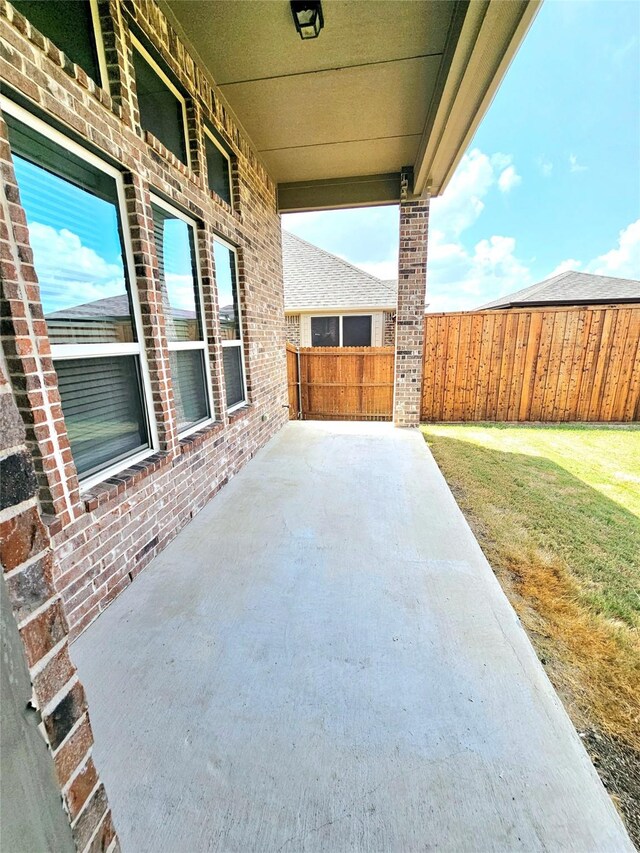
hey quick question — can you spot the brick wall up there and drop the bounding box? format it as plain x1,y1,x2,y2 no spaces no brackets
0,359,119,852
0,0,288,638
383,311,396,346
394,197,429,427
285,314,301,346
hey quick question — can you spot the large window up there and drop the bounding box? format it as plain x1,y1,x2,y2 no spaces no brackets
204,125,233,206
3,98,155,485
311,315,372,347
213,240,246,410
131,37,188,165
151,197,213,434
12,0,106,87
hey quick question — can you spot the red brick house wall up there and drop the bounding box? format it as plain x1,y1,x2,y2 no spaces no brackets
1,0,288,639
0,360,118,852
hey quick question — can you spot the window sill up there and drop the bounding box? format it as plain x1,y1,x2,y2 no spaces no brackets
6,8,119,118
144,130,190,178
82,451,171,512
207,188,240,219
227,403,252,424
179,420,224,454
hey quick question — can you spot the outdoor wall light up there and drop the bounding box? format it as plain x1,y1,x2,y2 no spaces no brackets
290,1,324,40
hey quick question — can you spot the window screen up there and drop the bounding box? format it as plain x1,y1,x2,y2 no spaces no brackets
311,316,339,346
222,346,244,409
214,240,246,409
152,202,211,432
205,129,232,205
152,205,201,342
7,110,150,481
343,315,372,346
169,350,209,432
12,1,102,85
133,47,187,164
56,356,148,478
9,146,134,347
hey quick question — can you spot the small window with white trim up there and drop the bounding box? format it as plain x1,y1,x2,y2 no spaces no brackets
213,239,247,411
151,197,213,434
11,0,108,89
131,36,189,166
4,98,156,485
204,124,233,206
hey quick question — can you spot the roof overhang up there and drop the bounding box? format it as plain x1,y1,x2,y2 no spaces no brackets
161,0,540,212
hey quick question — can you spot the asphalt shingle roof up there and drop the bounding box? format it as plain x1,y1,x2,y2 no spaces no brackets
46,294,196,318
478,271,640,310
282,231,397,311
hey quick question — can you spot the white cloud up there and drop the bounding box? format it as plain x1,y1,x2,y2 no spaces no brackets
28,222,125,313
569,153,587,173
536,156,553,177
357,260,399,280
548,258,582,277
342,148,531,311
498,165,521,193
165,273,197,311
585,219,640,279
423,148,531,310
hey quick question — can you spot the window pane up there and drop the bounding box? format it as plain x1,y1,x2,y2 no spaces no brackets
213,241,241,340
12,1,101,84
133,49,186,164
311,316,339,346
343,315,372,347
169,350,209,431
205,132,232,205
7,120,134,346
152,205,201,342
55,356,148,478
223,346,245,409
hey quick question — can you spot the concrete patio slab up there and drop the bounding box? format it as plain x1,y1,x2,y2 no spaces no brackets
72,421,632,852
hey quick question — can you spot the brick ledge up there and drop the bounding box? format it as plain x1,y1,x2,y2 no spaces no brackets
82,451,170,512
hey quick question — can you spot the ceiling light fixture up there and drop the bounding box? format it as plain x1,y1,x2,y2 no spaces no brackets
290,0,324,40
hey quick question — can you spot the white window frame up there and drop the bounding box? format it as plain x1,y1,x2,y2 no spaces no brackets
88,0,110,93
1,95,159,492
130,34,191,171
203,125,234,207
214,236,247,413
150,194,215,438
310,313,373,347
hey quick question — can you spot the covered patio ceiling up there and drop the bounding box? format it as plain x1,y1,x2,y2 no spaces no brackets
160,0,539,211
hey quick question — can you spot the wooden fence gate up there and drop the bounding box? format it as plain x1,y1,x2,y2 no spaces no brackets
286,344,394,421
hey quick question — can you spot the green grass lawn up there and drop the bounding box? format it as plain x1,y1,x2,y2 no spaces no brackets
421,423,640,627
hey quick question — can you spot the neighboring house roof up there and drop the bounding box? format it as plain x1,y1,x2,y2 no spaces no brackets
479,271,640,310
282,231,397,312
46,294,197,319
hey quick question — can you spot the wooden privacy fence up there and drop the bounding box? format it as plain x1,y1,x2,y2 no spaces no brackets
421,305,640,422
287,345,394,421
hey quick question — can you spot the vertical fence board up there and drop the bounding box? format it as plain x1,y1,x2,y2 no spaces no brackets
419,305,639,423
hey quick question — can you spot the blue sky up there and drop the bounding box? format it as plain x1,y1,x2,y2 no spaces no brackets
283,0,640,311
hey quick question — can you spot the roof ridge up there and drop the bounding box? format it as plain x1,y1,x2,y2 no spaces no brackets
478,269,640,309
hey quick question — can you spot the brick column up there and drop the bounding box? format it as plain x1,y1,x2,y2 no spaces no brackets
394,195,430,427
